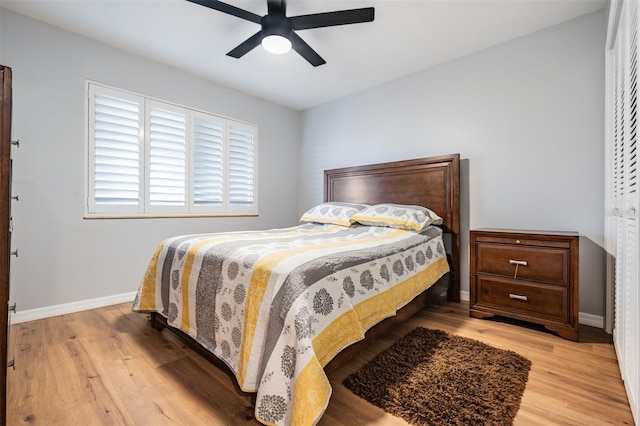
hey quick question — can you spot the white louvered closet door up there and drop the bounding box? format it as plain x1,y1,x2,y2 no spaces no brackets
625,3,639,418
606,1,639,423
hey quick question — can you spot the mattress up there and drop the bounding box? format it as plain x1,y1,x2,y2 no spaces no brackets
132,223,449,425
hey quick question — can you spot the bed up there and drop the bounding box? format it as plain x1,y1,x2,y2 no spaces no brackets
132,154,460,425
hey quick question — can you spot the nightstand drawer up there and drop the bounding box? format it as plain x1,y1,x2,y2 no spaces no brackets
476,276,568,322
476,243,569,285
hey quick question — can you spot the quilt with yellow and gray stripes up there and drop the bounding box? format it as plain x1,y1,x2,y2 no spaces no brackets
132,223,449,426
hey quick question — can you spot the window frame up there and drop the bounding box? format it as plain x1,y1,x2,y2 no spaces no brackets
85,81,258,219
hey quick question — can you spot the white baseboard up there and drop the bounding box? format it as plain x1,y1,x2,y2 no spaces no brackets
11,291,137,324
578,312,604,328
461,290,470,301
11,289,607,330
459,289,604,328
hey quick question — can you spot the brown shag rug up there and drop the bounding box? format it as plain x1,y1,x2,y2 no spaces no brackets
343,328,532,426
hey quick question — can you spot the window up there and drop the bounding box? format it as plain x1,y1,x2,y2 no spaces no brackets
86,82,257,217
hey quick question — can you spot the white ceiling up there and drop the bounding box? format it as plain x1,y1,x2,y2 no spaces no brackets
1,0,606,110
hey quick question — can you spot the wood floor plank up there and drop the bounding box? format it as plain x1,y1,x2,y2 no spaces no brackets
6,298,635,425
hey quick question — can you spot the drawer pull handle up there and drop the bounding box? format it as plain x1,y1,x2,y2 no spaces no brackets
509,259,528,278
509,293,528,301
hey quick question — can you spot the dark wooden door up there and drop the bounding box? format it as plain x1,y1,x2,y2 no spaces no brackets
0,64,13,425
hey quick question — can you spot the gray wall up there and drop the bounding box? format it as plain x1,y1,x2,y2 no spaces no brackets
1,10,301,311
300,11,606,317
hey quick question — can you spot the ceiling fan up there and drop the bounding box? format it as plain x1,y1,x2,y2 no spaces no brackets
186,0,375,67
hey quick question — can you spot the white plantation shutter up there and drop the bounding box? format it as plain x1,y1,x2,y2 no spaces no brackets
192,114,224,208
147,103,187,209
87,82,258,216
228,121,256,210
89,86,142,213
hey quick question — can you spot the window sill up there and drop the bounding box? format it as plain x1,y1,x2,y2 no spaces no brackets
83,213,259,220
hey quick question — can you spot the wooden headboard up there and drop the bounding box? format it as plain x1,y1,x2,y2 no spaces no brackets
324,154,460,302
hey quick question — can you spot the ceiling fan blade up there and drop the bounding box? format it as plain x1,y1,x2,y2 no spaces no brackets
186,0,261,24
227,31,263,58
267,0,286,16
290,32,326,67
291,7,374,30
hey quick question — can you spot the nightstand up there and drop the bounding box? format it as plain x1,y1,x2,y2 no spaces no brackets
469,229,579,341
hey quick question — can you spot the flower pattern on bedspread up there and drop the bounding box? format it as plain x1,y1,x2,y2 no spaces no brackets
132,223,449,426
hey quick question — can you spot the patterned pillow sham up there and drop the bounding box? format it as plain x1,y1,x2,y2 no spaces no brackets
350,203,443,231
300,202,369,226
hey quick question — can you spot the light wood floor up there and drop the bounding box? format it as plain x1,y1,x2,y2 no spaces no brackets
6,298,635,425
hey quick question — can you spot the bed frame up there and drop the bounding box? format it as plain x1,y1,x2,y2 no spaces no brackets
322,153,460,370
150,153,460,375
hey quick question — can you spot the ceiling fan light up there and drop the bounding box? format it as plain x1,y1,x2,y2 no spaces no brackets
262,35,292,54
